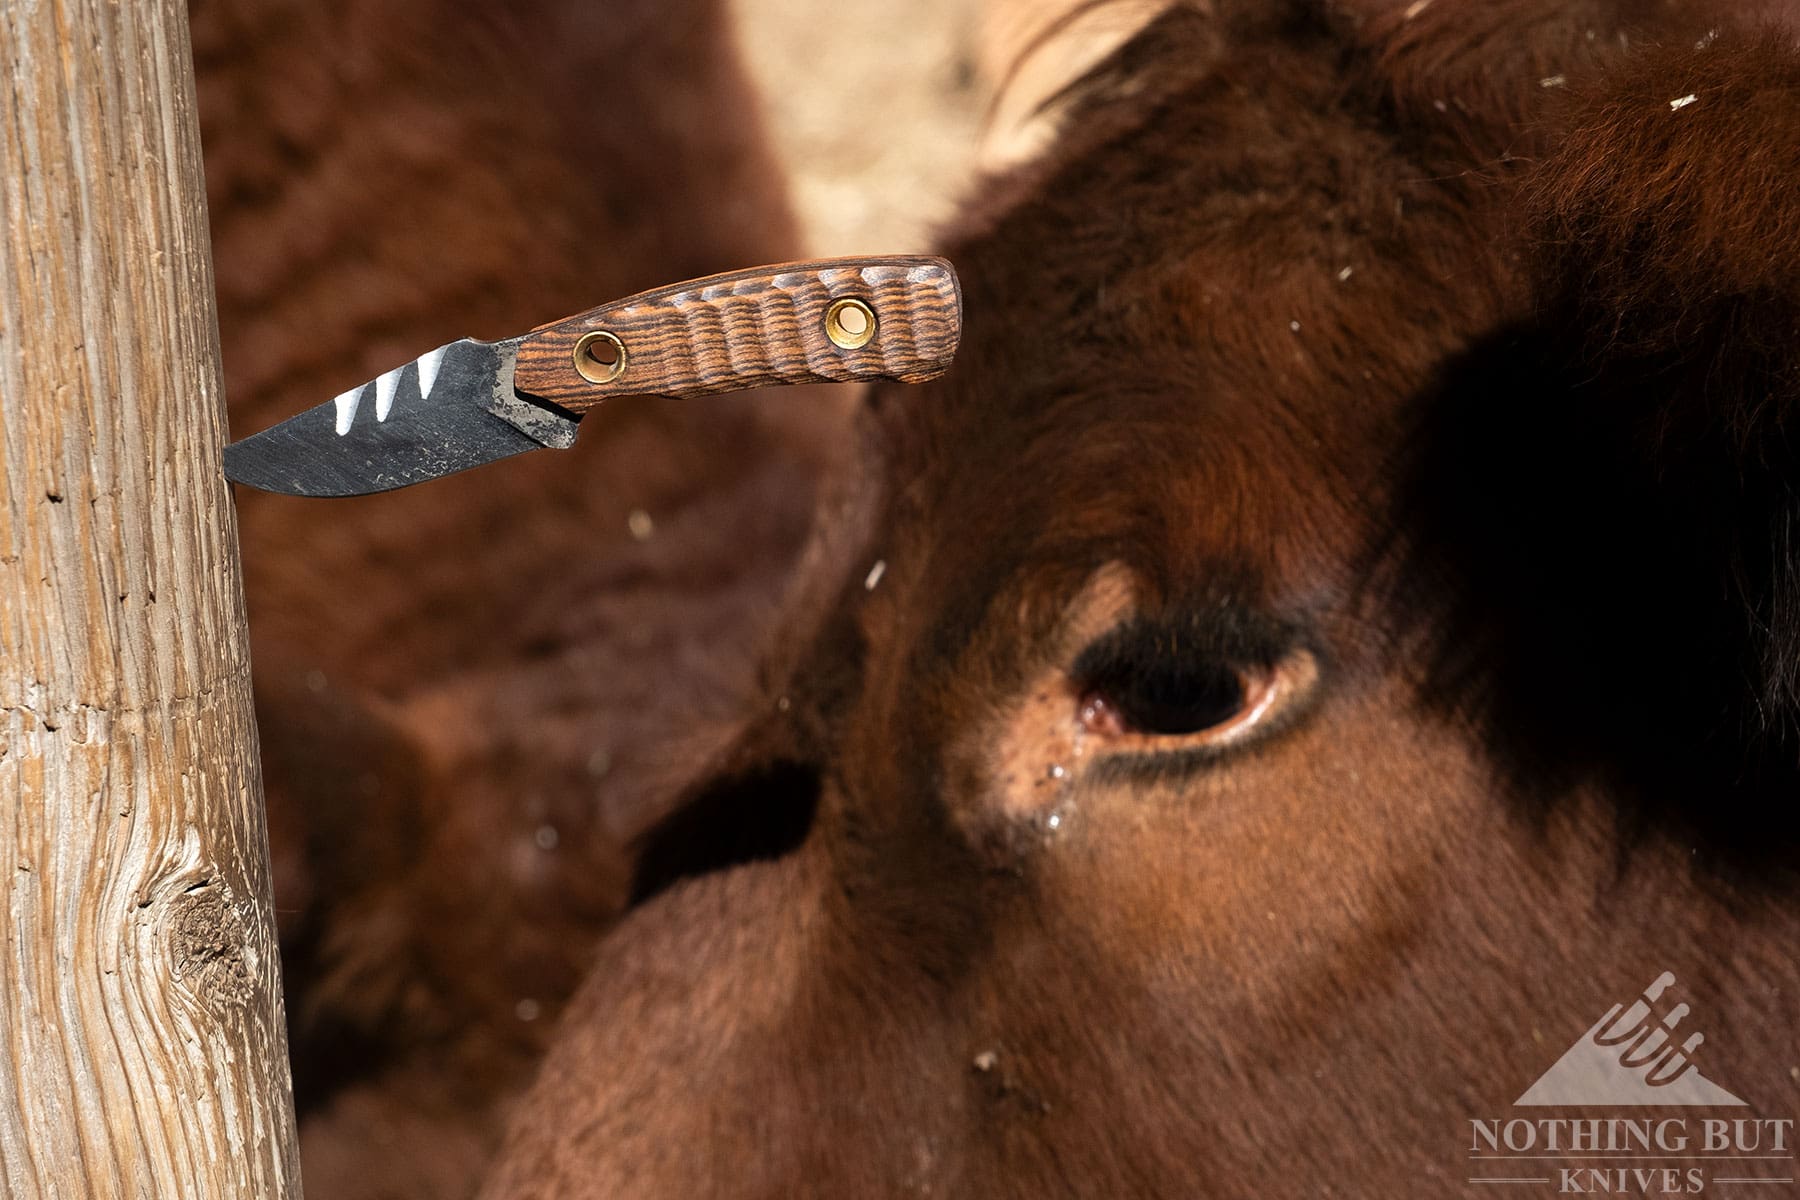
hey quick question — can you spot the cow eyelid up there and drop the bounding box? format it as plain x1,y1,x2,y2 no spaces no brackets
1070,608,1297,681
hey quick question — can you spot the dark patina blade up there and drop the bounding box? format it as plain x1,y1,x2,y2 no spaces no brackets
222,337,577,497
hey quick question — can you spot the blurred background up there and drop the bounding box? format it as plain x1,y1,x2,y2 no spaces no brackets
728,0,1164,252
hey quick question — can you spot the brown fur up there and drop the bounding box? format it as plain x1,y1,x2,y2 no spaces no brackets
475,2,1800,1195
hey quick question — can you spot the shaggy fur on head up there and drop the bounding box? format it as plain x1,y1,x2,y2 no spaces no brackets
1534,33,1800,732
1390,23,1800,859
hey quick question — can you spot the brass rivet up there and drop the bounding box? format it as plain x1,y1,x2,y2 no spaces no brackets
573,330,627,384
824,298,877,350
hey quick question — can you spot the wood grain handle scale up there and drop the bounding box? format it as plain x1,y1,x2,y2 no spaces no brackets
512,256,962,414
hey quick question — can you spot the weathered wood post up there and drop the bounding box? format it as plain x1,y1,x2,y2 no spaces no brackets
0,1,303,1196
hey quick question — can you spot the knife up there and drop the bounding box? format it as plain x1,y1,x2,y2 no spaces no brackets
222,255,961,497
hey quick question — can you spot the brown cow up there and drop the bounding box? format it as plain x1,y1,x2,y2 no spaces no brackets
474,1,1800,1195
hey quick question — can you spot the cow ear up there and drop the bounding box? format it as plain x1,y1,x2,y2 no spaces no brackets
1391,31,1800,839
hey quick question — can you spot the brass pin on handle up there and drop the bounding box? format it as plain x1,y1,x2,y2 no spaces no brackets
572,330,627,384
823,297,877,349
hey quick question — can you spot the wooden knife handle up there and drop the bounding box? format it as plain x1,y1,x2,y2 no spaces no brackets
511,256,962,414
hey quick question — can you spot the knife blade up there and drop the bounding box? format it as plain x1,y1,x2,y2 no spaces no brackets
222,255,962,497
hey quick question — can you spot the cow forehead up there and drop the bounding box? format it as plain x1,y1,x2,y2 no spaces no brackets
869,89,1509,634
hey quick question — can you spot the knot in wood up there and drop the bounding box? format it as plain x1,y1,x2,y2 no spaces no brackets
166,879,254,1008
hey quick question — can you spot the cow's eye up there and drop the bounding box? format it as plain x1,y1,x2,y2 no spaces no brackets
1078,657,1252,736
1069,615,1301,748
1076,660,1281,745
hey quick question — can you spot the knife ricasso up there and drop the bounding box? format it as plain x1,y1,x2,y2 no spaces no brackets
511,256,962,412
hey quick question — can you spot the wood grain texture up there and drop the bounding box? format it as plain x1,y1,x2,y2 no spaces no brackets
512,256,962,412
0,1,302,1197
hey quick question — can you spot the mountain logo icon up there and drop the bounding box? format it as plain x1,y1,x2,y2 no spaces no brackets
1515,972,1747,1107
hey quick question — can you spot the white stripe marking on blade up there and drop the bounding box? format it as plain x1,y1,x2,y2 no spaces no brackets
333,385,365,436
375,365,404,421
417,345,448,400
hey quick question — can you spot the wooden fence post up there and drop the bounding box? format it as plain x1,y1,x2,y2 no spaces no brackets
0,1,303,1196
